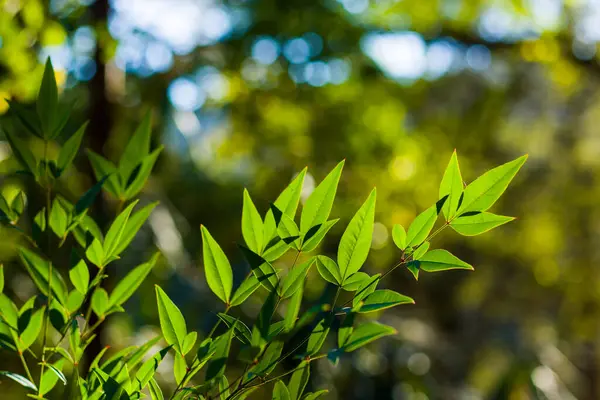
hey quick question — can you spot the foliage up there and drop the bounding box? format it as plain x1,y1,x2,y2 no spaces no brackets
0,60,525,399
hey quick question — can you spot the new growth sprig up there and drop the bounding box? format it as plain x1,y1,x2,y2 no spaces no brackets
0,59,527,400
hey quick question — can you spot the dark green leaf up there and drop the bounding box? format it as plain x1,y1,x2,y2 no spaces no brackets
287,361,309,400
201,226,233,304
337,189,376,281
283,282,303,332
2,127,37,174
120,111,153,180
109,253,159,308
358,289,414,313
37,58,59,138
86,150,121,197
7,100,42,138
302,390,329,400
73,174,109,217
57,121,88,175
300,160,344,233
50,198,69,238
219,375,230,399
205,327,234,382
307,316,331,356
123,146,163,199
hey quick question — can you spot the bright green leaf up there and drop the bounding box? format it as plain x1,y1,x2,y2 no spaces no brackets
85,238,104,267
358,289,414,313
49,198,69,238
0,370,37,391
408,249,473,273
69,258,89,294
108,253,159,308
230,274,261,307
439,150,463,221
39,359,65,395
91,288,109,317
341,272,369,291
86,150,121,197
155,286,187,354
315,256,342,286
301,219,338,252
273,380,291,400
302,390,329,400
201,226,233,304
450,212,515,236
242,189,264,253
148,377,164,400
112,201,158,256
123,146,163,199
352,274,380,308
392,224,406,251
279,258,313,298
103,200,138,260
284,283,303,332
300,160,344,233
341,322,397,352
19,306,44,350
218,313,252,345
19,248,67,305
406,205,437,248
412,242,429,260
238,245,279,292
287,361,309,400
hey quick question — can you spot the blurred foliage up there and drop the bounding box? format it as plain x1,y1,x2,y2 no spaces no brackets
1,0,600,398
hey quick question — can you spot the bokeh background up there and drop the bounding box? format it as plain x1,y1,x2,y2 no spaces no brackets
1,0,600,398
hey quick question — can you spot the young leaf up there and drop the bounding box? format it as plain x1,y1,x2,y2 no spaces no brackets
66,290,85,314
91,288,109,317
230,273,261,307
450,212,515,236
315,255,342,286
205,326,235,382
155,286,187,353
0,371,37,391
273,380,291,400
86,150,121,197
412,242,429,260
39,359,65,395
392,224,407,251
457,155,528,215
69,258,89,295
287,361,310,400
49,198,69,238
85,238,104,267
279,258,313,298
242,189,264,253
120,111,153,180
19,307,44,350
405,205,437,248
108,253,159,308
19,248,68,305
123,146,163,199
57,121,88,175
408,249,473,273
112,201,158,256
272,205,301,249
341,272,369,291
238,245,279,292
301,219,338,252
337,188,376,281
439,150,463,221
341,322,397,352
174,352,187,384
300,160,344,233
201,226,233,304
103,200,138,260
358,289,414,313
37,58,58,138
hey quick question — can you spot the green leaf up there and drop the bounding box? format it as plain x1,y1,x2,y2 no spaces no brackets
120,111,153,181
19,306,44,350
341,272,369,291
7,100,42,138
123,146,163,199
406,205,437,248
108,253,159,308
19,248,67,305
271,204,301,249
450,212,515,236
263,169,307,250
3,128,37,174
148,377,164,400
218,314,252,345
287,361,309,400
50,198,69,238
439,150,463,221
73,174,109,217
39,359,65,395
134,346,170,391
112,201,158,256
205,327,235,382
201,226,233,304
238,245,279,292
307,316,331,356
273,380,291,400
219,375,230,399
254,290,278,345
57,121,88,175
86,150,121,197
341,322,397,352
412,242,429,260
69,258,89,294
91,288,109,317
174,352,187,384
85,238,104,267
338,311,355,349
358,289,414,313
37,58,59,138
302,390,329,400
337,188,376,281
283,283,303,332
457,155,528,215
230,274,261,307
408,249,473,273
352,274,380,308
279,258,313,298
300,160,344,233
155,286,187,353
301,219,338,252
315,256,342,286
248,340,283,378
0,371,37,391
242,189,264,253
391,224,407,251
0,264,4,293
66,290,85,314
103,200,138,260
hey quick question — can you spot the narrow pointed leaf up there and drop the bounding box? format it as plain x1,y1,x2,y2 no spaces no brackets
120,112,153,180
315,256,342,286
201,226,233,304
19,248,67,305
57,122,88,175
73,174,109,217
307,316,331,356
0,371,37,391
103,201,138,259
135,346,170,390
302,391,329,400
39,359,65,395
408,249,473,272
123,146,163,199
3,128,37,173
288,361,309,400
218,313,252,345
450,212,515,236
284,282,303,332
112,201,158,256
358,289,414,313
458,155,527,215
155,286,187,353
86,150,121,197
148,377,164,400
69,258,89,294
242,189,264,253
0,265,4,293
301,219,338,252
37,59,58,138
406,205,437,248
49,198,69,238
238,245,279,292
300,160,344,233
109,253,159,307
273,380,291,400
439,150,463,221
219,375,230,399
412,242,429,260
230,274,261,307
341,272,369,291
352,274,380,308
337,188,376,281
341,322,397,352
19,306,44,350
279,258,313,298
205,327,234,382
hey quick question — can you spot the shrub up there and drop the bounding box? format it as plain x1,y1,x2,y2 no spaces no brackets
0,60,527,399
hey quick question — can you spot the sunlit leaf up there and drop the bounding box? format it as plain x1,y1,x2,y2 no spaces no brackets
315,255,342,286
458,155,527,215
123,146,163,199
49,198,69,238
439,150,463,221
242,189,264,253
450,212,515,236
352,274,380,308
279,258,313,298
301,219,338,252
218,313,252,345
39,359,65,395
273,380,291,400
135,346,170,391
300,160,344,233
358,289,414,313
19,248,67,305
406,205,437,248
91,288,109,317
103,200,138,260
108,253,159,308
408,249,473,273
341,272,369,291
112,201,158,256
287,361,309,400
337,189,376,281
19,306,44,350
148,377,164,400
155,286,187,354
230,273,261,307
284,282,303,332
238,245,279,292
0,370,37,391
201,226,233,304
392,224,406,251
412,242,429,260
302,390,329,400
341,322,397,352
